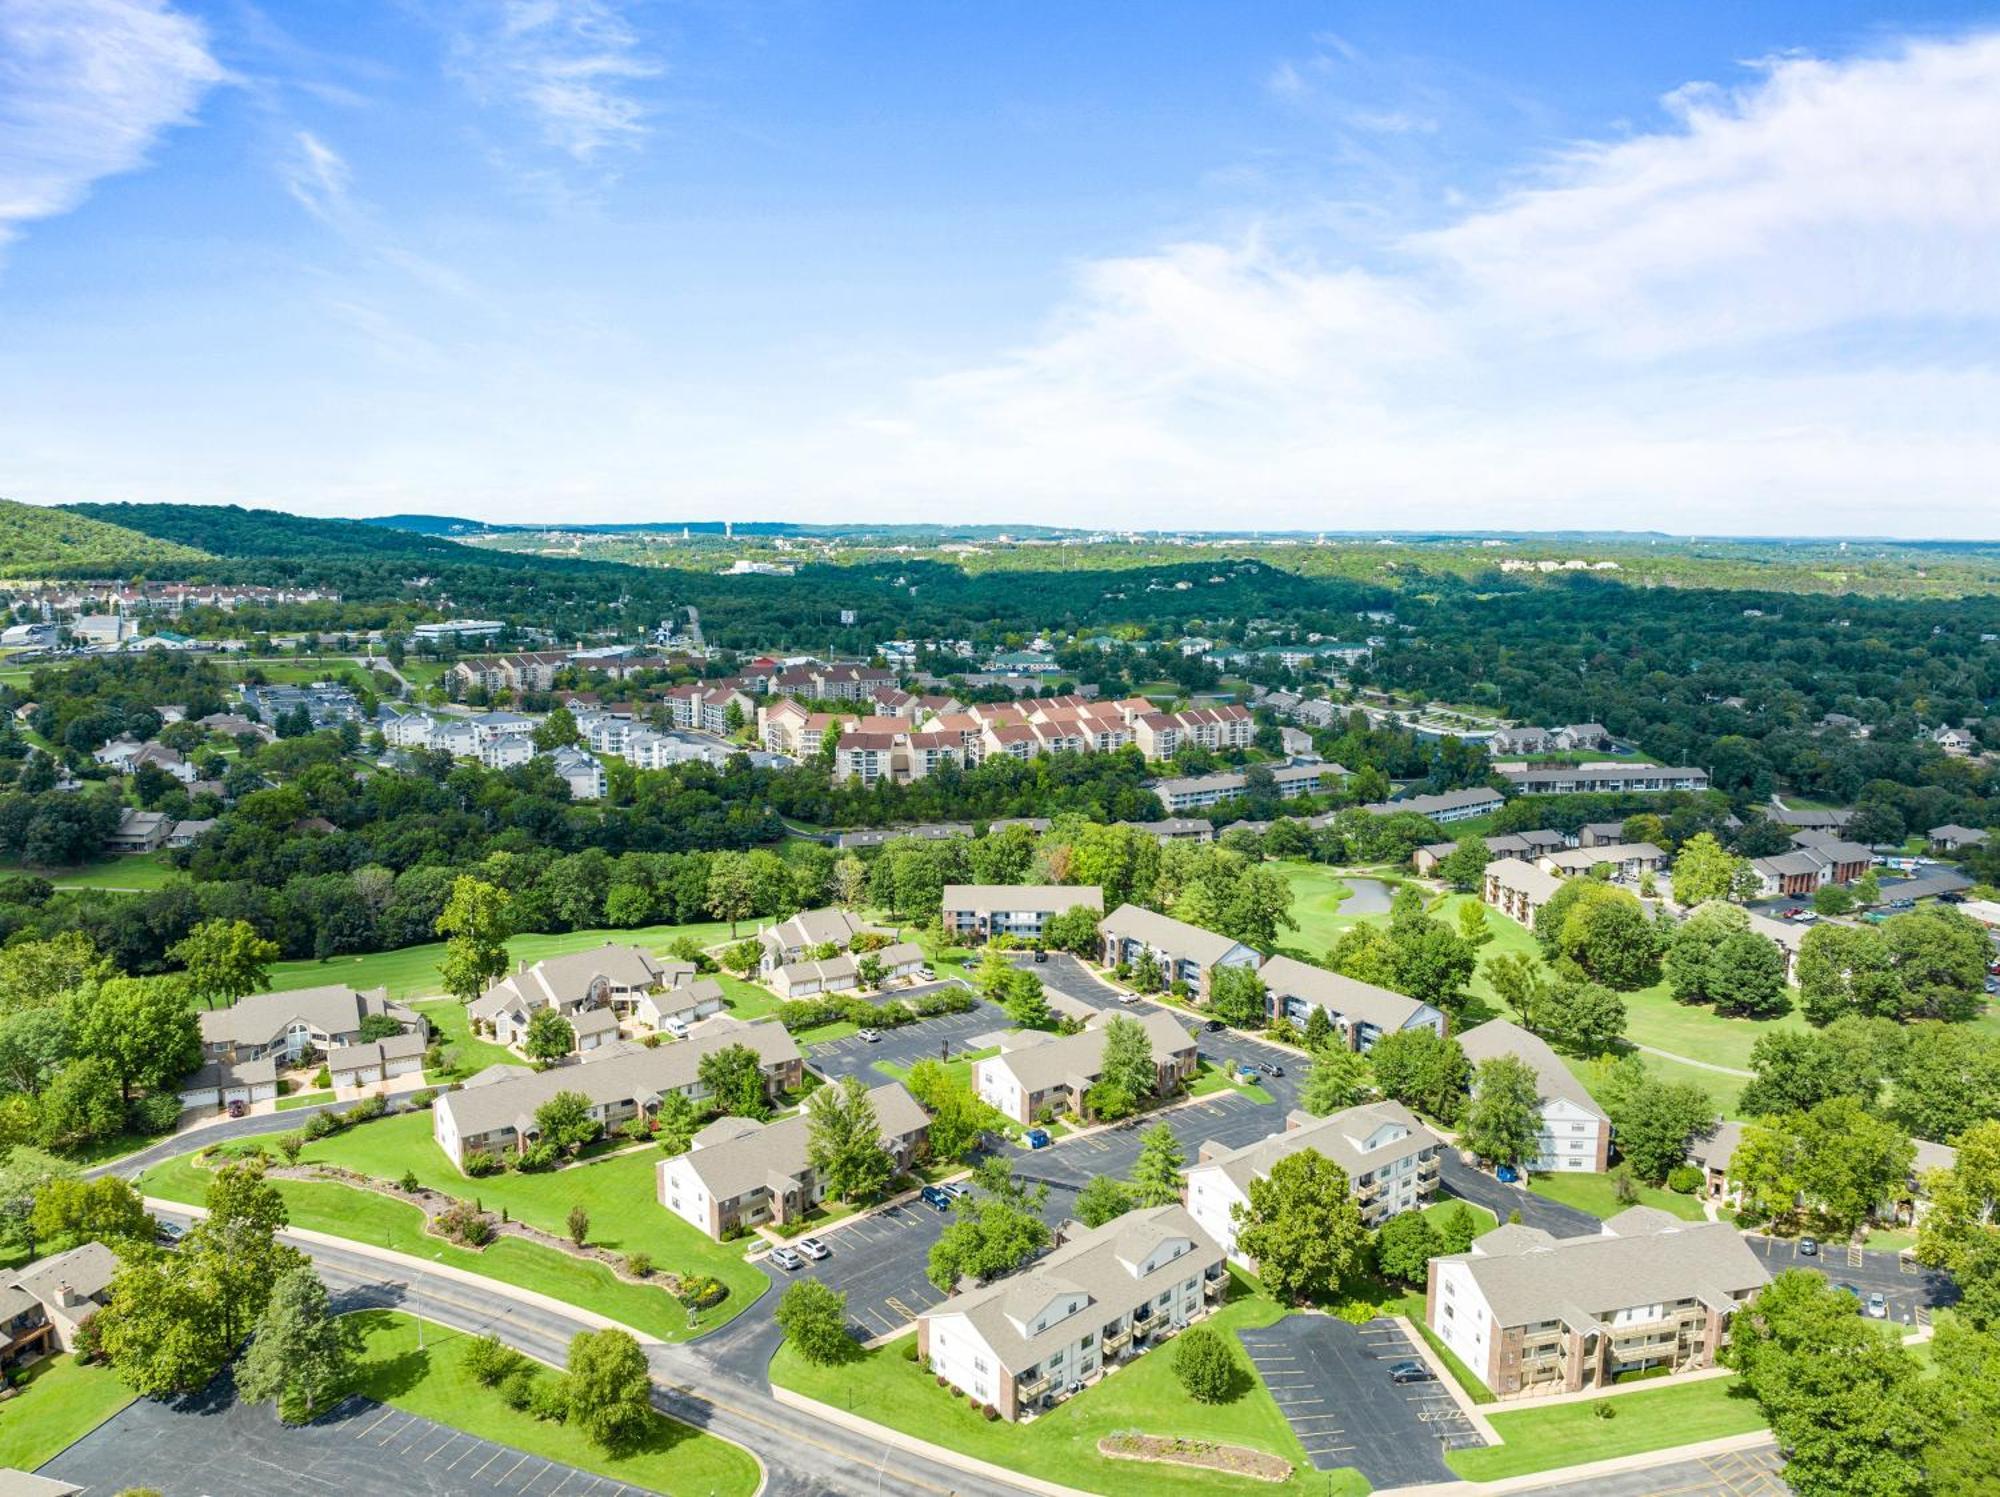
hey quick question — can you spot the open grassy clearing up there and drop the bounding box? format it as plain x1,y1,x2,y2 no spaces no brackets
342,1310,760,1497
1529,1169,1707,1223
139,1149,722,1341
1445,1376,1765,1480
0,850,182,890
872,1046,999,1093
771,1281,1360,1497
0,1353,136,1470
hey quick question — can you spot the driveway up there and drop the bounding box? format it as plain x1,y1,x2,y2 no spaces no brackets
41,1372,654,1497
1236,1314,1476,1487
1437,1154,1602,1238
1747,1234,1957,1319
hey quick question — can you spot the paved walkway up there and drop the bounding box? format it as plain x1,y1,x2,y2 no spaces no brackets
1633,1042,1751,1078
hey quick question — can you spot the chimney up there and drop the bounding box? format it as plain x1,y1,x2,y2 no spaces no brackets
55,1281,79,1309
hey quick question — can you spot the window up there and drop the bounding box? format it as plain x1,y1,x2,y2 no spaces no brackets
1080,1333,1094,1349
973,1357,988,1374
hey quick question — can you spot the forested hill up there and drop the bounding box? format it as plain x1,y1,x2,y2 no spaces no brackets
0,498,213,578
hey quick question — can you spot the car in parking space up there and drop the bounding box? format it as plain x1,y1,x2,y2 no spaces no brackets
1033,946,1048,963
919,1185,954,1212
155,1220,185,1247
1781,906,1805,919
797,1236,831,1261
770,1246,805,1271
1866,1292,1889,1319
940,1182,971,1200
1387,1360,1435,1385
1260,1060,1284,1078
1833,1282,1863,1302
1205,1018,1227,1032
1023,1128,1052,1149
1798,1236,1819,1257
1117,990,1142,1004
857,1027,880,1043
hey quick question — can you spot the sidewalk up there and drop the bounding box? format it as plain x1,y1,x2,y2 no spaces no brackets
1375,1430,1778,1497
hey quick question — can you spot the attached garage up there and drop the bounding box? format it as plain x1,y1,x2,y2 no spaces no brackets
178,1057,279,1111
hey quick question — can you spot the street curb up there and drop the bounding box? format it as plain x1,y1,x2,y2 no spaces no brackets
1373,1430,1778,1496
1389,1314,1500,1443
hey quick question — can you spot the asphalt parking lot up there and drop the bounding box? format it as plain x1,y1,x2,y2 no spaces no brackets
1747,1233,1956,1318
42,1376,649,1497
805,997,1008,1086
765,1194,960,1340
1237,1314,1475,1487
1509,1443,1786,1496
1438,1154,1602,1238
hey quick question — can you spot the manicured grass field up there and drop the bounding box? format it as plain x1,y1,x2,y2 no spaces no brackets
0,850,181,891
261,918,745,1001
342,1310,760,1497
139,1149,738,1341
1580,1050,1747,1120
872,1047,998,1093
290,1112,767,1318
1424,1198,1497,1234
277,1090,335,1111
1529,1170,1707,1223
771,1283,1363,1497
1273,862,1359,952
1616,977,1806,1072
0,1353,136,1470
412,998,519,1079
1445,1377,1766,1480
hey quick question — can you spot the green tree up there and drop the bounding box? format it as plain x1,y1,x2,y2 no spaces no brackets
531,706,580,751
1207,965,1267,1029
36,1056,126,1147
0,1147,75,1257
1300,1047,1370,1116
1884,906,1991,1023
1813,882,1856,917
565,1328,653,1453
1301,1005,1335,1054
234,1266,352,1421
1368,1028,1471,1123
1739,1024,1886,1117
29,1174,151,1254
1794,1097,1914,1236
1668,833,1743,907
66,974,202,1100
1172,1325,1239,1404
1000,969,1053,1029
1435,835,1490,893
1553,884,1659,990
1537,969,1628,1055
1074,1175,1134,1228
1129,1124,1186,1206
167,918,279,1010
521,1006,576,1062
1433,1200,1482,1254
1796,923,1898,1026
1086,1015,1155,1120
1889,1024,2000,1143
698,1043,771,1120
1041,904,1102,957
775,1279,854,1366
1232,1149,1368,1304
653,1090,700,1155
1463,1056,1542,1169
1598,1064,1716,1183
1373,1210,1443,1285
1482,951,1546,1032
95,1254,227,1396
1917,1120,2000,1272
927,1193,1050,1292
705,852,756,937
806,1077,894,1203
533,1090,600,1153
435,876,514,1005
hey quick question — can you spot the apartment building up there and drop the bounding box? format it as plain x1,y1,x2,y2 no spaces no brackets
1412,829,1565,875
1150,761,1337,813
757,908,870,975
1456,1019,1610,1172
197,984,418,1065
768,941,925,999
973,1009,1197,1125
941,885,1104,943
663,683,754,735
1538,842,1666,883
1748,830,1876,897
1098,905,1261,1001
548,745,606,800
1257,954,1446,1051
770,662,898,701
468,945,672,1047
1358,787,1505,824
451,651,569,695
1187,1101,1443,1266
659,1081,930,1239
1427,1210,1769,1396
1130,705,1254,760
1482,858,1566,929
918,1206,1226,1420
432,1016,803,1170
1499,765,1710,796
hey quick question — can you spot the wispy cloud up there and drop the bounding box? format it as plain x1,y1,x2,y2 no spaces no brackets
0,0,224,251
444,0,662,162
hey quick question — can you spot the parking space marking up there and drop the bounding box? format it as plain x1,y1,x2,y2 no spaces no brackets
373,1415,414,1446
425,1433,466,1461
445,1437,488,1470
355,1408,399,1439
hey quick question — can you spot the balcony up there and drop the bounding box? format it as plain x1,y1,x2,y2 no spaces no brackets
1018,1371,1051,1399
1355,1179,1382,1203
1101,1326,1131,1351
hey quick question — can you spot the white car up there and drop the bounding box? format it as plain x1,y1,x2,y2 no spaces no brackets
798,1236,831,1261
857,1027,881,1043
1118,990,1143,1004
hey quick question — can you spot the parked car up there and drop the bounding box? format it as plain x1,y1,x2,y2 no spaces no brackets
1259,1061,1284,1078
1388,1360,1435,1384
797,1237,831,1261
155,1220,185,1246
1939,891,1966,904
1865,1292,1889,1319
227,1099,247,1118
919,1185,955,1212
1792,910,1819,923
1117,990,1142,1004
940,1182,971,1200
1205,1018,1227,1032
1024,1128,1053,1150
916,966,936,981
1833,1282,1863,1302
1033,946,1048,963
857,1028,880,1043
1798,1236,1819,1257
1781,906,1805,919
770,1246,805,1271
1496,1164,1520,1184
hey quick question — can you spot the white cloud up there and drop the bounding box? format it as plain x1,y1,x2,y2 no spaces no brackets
815,32,2000,535
445,0,661,161
0,0,223,249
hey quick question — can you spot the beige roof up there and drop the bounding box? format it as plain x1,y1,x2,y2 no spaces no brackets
942,885,1104,915
10,1241,120,1307
1446,1208,1768,1331
437,1020,800,1140
572,1006,621,1037
198,985,393,1048
1483,857,1564,903
181,1056,278,1091
670,1082,928,1203
1099,904,1253,966
480,944,667,1013
1456,1018,1609,1122
760,908,866,952
1193,1100,1442,1193
1540,842,1664,873
326,1030,427,1072
920,1205,1222,1375
987,1009,1193,1096
1258,954,1439,1032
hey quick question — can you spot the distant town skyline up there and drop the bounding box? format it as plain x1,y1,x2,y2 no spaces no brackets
3,3,1998,535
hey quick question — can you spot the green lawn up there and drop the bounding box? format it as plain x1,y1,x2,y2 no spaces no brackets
873,1046,998,1093
261,918,747,1001
0,850,181,890
771,1283,1363,1496
1273,862,1359,952
1530,1170,1707,1223
1579,1051,1746,1120
342,1310,758,1497
1424,1198,1497,1234
0,1353,135,1469
277,1090,335,1111
412,998,518,1079
1447,1376,1766,1480
288,1113,766,1317
139,1148,740,1341
1617,978,1806,1072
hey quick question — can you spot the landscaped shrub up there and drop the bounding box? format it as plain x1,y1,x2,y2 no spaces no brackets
312,1066,331,1090
620,1117,652,1142
346,1094,387,1124
302,1111,340,1140
1667,1164,1705,1195
500,1368,536,1410
901,1340,922,1363
407,1088,437,1109
517,1141,559,1171
462,1333,526,1387
624,1252,653,1279
982,1404,1000,1421
274,1131,305,1165
463,1152,499,1178
127,1092,182,1134
679,1275,727,1309
527,1376,571,1424
398,1169,420,1193
436,1199,493,1247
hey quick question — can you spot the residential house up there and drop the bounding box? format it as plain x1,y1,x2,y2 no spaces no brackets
469,944,671,1047
1412,830,1564,876
1186,1102,1442,1262
941,885,1103,943
1426,1209,1769,1396
1257,954,1446,1051
758,909,869,975
0,1243,121,1373
176,1056,279,1111
103,807,172,854
1456,1019,1610,1173
197,984,416,1065
326,1031,428,1089
1551,723,1610,751
432,1017,803,1170
1482,858,1565,929
768,942,925,1000
1765,804,1854,831
1117,818,1215,844
973,1009,1196,1126
1930,824,1989,853
917,1206,1226,1420
1576,822,1629,848
659,1082,930,1240
1488,727,1553,755
164,816,215,850
1537,842,1666,883
1098,905,1261,1001
1934,725,1979,756
634,977,726,1034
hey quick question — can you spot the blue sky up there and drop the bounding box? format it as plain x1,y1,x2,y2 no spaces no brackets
3,2,1997,534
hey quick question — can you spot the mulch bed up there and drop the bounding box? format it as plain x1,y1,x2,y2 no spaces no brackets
1097,1433,1292,1482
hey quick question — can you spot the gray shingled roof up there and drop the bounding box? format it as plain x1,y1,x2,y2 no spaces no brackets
1483,857,1564,903
1456,1018,1609,1122
670,1082,927,1202
986,1009,1194,1096
1193,1100,1440,1192
1099,904,1252,966
11,1241,121,1306
1257,954,1436,1033
482,944,667,1011
198,985,391,1048
759,908,866,952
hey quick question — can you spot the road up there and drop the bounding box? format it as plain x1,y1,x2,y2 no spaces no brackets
88,1097,364,1180
1436,1153,1604,1238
